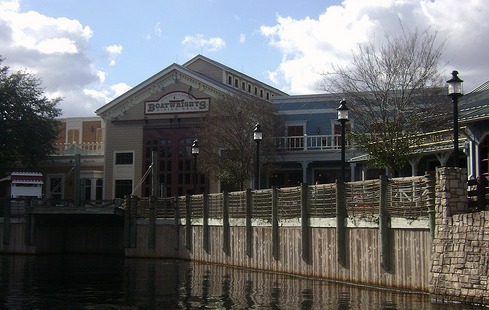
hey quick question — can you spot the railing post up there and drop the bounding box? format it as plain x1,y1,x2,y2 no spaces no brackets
74,153,81,207
272,186,279,260
174,196,180,250
123,195,131,248
203,192,210,253
336,179,346,267
301,184,311,263
185,194,192,251
223,191,230,256
148,196,156,249
3,199,10,246
129,195,138,248
24,198,33,246
246,188,253,257
379,175,391,272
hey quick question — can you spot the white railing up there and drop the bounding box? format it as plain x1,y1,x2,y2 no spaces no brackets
276,134,346,151
53,142,104,155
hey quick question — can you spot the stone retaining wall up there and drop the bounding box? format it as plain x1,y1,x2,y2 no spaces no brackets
430,167,489,304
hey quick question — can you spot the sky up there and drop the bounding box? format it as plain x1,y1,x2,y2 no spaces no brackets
0,0,488,117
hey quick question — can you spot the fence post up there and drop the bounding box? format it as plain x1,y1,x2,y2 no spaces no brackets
3,199,10,246
185,194,192,251
379,175,391,272
301,184,311,263
174,196,180,250
203,192,210,253
425,172,436,239
223,191,230,255
336,179,346,267
246,188,253,257
272,186,279,261
148,196,156,249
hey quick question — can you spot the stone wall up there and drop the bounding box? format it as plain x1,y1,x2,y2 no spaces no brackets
430,167,489,304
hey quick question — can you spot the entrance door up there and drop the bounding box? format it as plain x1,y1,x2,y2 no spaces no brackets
144,128,205,197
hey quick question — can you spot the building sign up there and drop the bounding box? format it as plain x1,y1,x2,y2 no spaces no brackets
145,92,209,115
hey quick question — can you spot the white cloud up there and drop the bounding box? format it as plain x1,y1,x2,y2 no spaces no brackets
182,34,226,53
0,0,125,117
239,33,246,44
260,0,489,94
105,44,122,66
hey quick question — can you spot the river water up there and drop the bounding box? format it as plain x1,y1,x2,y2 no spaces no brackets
0,254,482,309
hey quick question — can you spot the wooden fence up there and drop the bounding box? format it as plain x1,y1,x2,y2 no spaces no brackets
126,174,435,222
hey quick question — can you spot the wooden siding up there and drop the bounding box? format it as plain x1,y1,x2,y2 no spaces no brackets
185,58,225,83
126,223,431,292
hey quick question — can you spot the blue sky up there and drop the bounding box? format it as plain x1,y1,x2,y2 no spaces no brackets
1,0,488,117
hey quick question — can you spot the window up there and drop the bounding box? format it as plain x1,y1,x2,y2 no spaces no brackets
228,76,232,85
115,180,132,199
115,152,133,165
242,82,245,90
234,78,238,88
248,84,251,93
254,87,258,95
266,92,270,100
260,89,263,98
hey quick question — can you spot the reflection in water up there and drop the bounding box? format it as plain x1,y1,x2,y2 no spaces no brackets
0,254,483,309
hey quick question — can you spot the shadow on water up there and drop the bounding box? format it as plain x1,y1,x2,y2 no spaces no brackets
0,254,485,309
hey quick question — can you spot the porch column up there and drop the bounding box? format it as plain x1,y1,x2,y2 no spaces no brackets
436,152,451,167
349,163,356,181
408,157,421,176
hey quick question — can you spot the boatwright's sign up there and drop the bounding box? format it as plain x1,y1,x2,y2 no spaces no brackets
145,92,209,114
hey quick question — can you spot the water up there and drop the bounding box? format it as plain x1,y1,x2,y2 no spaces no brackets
0,254,482,309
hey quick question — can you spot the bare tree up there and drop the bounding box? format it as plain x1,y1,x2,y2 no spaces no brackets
323,27,450,175
195,92,283,191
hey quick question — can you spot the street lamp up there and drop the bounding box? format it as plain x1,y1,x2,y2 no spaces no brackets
253,123,263,190
447,70,463,167
191,139,200,193
337,99,349,181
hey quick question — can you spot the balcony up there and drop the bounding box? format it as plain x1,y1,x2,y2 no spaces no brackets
276,129,465,154
276,134,346,152
53,142,104,156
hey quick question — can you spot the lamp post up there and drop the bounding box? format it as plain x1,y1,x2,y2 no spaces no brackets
447,71,463,167
337,99,350,181
253,123,263,190
191,139,200,193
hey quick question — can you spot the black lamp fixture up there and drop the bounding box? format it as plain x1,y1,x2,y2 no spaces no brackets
253,123,263,190
447,70,463,167
337,99,350,181
191,139,200,193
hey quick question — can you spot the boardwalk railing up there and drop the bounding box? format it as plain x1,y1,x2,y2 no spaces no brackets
126,174,435,221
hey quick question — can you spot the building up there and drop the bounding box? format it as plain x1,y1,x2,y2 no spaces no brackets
96,55,287,199
4,55,488,201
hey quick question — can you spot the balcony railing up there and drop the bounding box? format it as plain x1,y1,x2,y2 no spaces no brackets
276,129,465,153
276,134,347,151
53,142,104,156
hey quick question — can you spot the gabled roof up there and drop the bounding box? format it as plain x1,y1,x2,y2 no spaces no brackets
96,55,288,119
95,62,238,119
459,80,489,124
